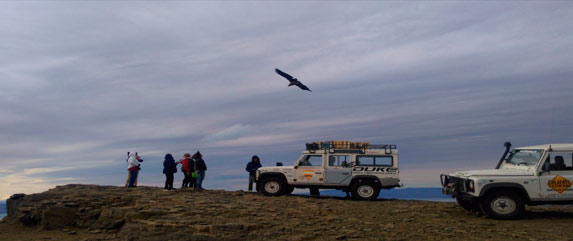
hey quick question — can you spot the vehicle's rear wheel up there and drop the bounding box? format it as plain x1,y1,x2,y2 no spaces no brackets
260,177,284,196
456,196,480,212
351,180,380,201
479,190,524,219
284,185,295,195
309,187,320,196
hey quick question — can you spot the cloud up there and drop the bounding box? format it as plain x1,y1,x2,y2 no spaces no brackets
1,2,573,199
203,124,256,142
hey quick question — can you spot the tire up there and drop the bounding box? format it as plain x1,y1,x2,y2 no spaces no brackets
309,188,320,196
284,185,295,195
479,190,525,220
351,181,380,201
456,196,479,212
260,177,285,196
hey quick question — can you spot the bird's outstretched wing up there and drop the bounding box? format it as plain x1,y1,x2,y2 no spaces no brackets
275,68,295,81
296,82,312,92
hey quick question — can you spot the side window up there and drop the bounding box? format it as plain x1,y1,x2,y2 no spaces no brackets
546,152,573,171
375,156,393,166
356,156,393,166
299,155,323,167
328,155,350,168
356,156,374,166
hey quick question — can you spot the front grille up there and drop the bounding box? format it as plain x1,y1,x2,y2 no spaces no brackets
450,177,466,193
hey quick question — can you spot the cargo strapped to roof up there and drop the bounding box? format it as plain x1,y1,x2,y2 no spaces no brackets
305,141,396,154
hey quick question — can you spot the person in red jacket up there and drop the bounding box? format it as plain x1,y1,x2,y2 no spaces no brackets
177,153,194,188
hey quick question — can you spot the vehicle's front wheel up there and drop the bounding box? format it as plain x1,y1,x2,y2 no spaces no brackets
456,196,480,212
260,177,284,196
351,181,380,201
479,191,524,219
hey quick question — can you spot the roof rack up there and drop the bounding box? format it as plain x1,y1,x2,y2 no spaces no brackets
305,141,396,154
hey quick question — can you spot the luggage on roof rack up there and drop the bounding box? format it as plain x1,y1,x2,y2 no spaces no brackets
305,141,396,154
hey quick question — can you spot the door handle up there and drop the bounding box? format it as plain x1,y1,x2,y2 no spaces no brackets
341,172,349,175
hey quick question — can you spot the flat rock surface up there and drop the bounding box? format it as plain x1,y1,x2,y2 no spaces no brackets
0,184,572,240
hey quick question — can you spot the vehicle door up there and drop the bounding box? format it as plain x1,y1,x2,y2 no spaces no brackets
324,154,352,185
539,152,573,199
294,154,325,185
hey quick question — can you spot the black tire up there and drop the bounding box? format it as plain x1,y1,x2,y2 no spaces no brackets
284,185,295,195
260,177,285,196
309,188,320,196
479,190,525,220
456,196,480,212
351,180,380,201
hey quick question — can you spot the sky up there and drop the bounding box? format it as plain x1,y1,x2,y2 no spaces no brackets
1,2,573,199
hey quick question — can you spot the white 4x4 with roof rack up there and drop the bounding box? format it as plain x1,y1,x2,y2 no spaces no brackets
441,142,573,219
256,141,401,200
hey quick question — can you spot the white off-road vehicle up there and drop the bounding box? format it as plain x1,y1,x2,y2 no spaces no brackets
442,142,573,219
256,141,400,200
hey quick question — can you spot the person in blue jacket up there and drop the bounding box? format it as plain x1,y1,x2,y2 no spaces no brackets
245,155,262,192
163,154,178,190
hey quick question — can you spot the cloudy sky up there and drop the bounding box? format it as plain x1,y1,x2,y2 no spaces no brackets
1,2,573,199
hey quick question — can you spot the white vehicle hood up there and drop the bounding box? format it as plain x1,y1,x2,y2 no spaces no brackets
258,166,295,172
452,168,534,177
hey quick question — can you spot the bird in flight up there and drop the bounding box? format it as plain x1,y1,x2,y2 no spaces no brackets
274,68,312,92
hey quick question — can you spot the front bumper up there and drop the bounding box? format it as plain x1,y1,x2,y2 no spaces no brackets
440,174,472,198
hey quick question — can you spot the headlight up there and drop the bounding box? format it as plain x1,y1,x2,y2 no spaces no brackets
465,179,475,192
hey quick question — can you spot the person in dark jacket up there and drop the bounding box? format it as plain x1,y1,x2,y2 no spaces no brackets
193,151,207,190
163,154,178,190
245,155,262,192
177,153,194,188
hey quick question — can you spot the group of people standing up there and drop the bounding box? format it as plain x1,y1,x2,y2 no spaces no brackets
162,151,207,190
125,151,263,192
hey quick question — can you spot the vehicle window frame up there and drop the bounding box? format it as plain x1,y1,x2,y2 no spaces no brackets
298,155,323,167
505,149,543,166
355,155,393,167
543,152,573,171
327,155,351,168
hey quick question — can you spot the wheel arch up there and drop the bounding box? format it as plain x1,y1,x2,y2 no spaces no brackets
479,183,531,202
258,172,288,184
350,175,382,188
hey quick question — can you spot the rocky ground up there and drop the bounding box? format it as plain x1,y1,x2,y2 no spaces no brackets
0,184,572,241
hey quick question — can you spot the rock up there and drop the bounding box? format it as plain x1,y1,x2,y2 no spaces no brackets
336,234,347,240
1,184,572,241
193,224,213,234
40,206,77,229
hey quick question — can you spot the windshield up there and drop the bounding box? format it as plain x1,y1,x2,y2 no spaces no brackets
506,149,543,166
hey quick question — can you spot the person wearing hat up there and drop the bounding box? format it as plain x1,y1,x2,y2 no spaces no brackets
245,155,262,192
193,151,207,190
162,154,178,190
